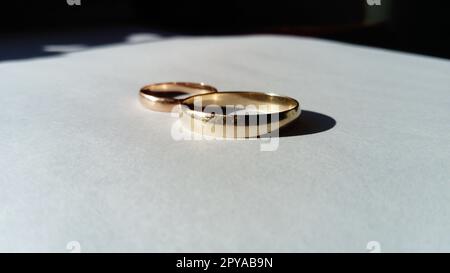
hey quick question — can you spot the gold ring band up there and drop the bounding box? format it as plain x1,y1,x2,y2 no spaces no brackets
180,91,300,138
139,82,218,112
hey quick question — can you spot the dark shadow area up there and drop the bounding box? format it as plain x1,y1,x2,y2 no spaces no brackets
261,110,336,138
1,0,449,61
0,26,175,62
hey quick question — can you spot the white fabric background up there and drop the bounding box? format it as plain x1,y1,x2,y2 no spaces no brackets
1,32,449,252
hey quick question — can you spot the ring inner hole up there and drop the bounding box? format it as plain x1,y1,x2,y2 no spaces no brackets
150,84,213,100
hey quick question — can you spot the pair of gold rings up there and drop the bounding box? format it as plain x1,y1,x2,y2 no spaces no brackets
139,82,300,138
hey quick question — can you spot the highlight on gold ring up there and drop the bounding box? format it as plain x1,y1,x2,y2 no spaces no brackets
139,82,218,112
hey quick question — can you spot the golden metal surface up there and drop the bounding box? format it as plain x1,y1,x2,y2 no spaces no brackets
139,82,218,112
180,91,301,138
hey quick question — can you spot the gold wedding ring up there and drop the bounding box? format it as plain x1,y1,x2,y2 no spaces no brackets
139,82,300,138
180,92,300,138
139,82,218,112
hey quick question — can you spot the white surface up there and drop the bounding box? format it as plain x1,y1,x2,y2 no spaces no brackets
1,33,450,252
